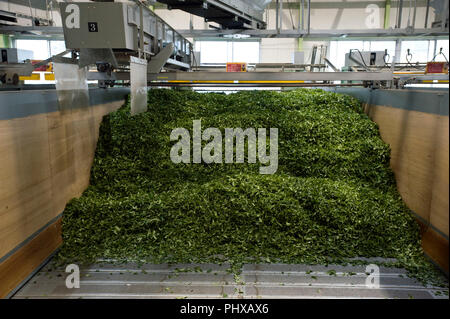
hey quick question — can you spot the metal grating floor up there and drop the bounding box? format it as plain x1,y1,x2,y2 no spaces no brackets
13,259,449,299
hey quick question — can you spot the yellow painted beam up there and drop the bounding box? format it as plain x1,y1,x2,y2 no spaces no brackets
19,74,40,81
44,73,55,81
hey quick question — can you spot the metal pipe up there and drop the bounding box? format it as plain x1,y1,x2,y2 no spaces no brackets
394,39,401,63
397,0,403,28
301,0,305,31
275,0,279,33
307,0,311,34
280,0,283,31
49,0,54,26
45,0,49,25
441,0,449,31
139,3,144,59
324,58,338,72
406,0,412,27
433,39,437,58
153,17,159,55
384,0,391,29
424,0,430,28
27,0,34,26
412,0,417,29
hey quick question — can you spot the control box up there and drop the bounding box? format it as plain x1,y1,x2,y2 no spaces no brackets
345,51,386,67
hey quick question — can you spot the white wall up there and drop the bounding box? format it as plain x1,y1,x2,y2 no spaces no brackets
155,0,441,64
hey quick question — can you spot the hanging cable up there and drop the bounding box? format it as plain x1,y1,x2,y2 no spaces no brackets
395,48,426,71
383,49,391,64
349,49,369,68
406,48,413,65
432,47,449,63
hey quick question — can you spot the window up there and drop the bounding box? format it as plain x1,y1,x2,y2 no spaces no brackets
49,40,67,56
15,39,49,60
433,39,449,62
232,42,260,64
195,41,229,64
14,39,69,60
195,41,260,64
400,41,434,63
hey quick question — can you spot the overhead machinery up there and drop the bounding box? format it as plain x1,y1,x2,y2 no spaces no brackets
157,0,270,29
0,0,448,112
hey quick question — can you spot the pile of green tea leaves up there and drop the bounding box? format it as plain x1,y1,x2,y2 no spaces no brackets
56,88,446,286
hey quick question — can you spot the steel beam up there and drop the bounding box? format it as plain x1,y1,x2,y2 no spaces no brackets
147,83,364,87
87,71,394,82
0,25,63,36
178,27,449,38
147,71,394,81
1,25,447,39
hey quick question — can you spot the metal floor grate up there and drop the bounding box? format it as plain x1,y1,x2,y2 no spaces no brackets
12,259,449,299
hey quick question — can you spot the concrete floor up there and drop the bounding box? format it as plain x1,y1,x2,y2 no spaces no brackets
13,259,449,299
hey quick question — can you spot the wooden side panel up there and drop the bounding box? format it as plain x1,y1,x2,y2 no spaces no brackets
0,218,62,298
422,227,449,273
0,101,123,298
429,115,449,237
364,104,449,272
47,106,98,216
0,115,54,259
364,104,439,223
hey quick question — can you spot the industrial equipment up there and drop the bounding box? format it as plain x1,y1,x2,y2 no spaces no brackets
0,0,449,302
345,50,386,69
59,1,192,73
0,49,33,84
0,2,447,92
0,48,67,86
158,0,269,29
57,1,194,109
